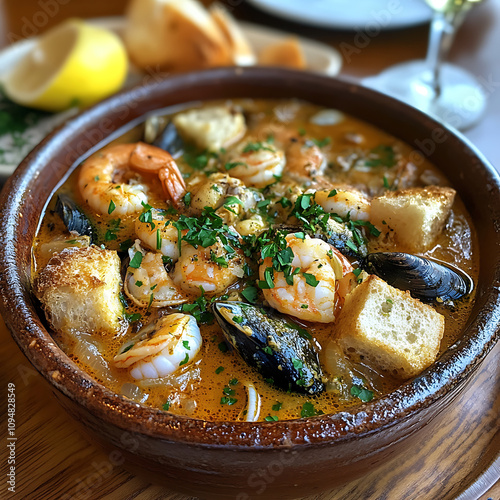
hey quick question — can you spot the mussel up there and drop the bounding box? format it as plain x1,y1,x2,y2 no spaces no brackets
278,219,366,258
360,252,473,302
144,116,184,159
213,302,325,395
316,219,368,258
55,194,95,243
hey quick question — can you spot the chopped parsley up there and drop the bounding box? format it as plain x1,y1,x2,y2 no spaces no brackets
174,207,240,252
312,137,331,148
350,384,374,402
179,353,190,366
129,251,143,269
218,341,229,353
223,196,244,214
124,312,142,323
119,239,133,252
265,415,279,422
210,250,229,268
105,218,121,241
220,397,238,405
183,192,192,206
224,161,246,171
107,200,116,215
241,286,258,303
242,141,275,153
303,273,319,287
300,402,323,418
120,343,135,353
183,148,217,171
215,366,225,374
181,287,214,324
364,145,397,168
353,267,363,283
272,401,283,412
162,401,171,411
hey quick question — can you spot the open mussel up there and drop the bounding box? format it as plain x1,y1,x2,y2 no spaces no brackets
360,252,473,303
213,302,324,395
316,219,368,258
55,194,95,243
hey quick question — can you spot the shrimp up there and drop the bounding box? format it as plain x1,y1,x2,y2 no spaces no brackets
284,140,327,182
172,240,245,295
129,142,187,207
114,314,202,380
124,241,188,307
314,188,371,221
78,143,187,217
189,173,262,223
78,144,149,216
254,124,327,183
134,208,180,262
260,234,351,323
222,137,285,188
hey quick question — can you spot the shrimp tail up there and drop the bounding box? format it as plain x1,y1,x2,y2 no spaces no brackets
130,142,187,207
159,166,186,208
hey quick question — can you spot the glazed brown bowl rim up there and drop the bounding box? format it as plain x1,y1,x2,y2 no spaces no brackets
1,67,499,449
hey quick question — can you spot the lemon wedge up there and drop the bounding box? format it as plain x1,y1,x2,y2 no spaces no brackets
3,19,128,112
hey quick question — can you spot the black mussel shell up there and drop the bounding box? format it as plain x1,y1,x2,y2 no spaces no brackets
213,302,325,395
277,220,366,258
315,219,367,258
360,252,473,302
153,121,184,159
55,194,95,242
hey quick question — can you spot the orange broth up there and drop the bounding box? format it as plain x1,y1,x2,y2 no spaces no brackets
32,99,478,421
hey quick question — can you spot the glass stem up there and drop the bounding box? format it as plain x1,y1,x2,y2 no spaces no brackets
425,11,458,98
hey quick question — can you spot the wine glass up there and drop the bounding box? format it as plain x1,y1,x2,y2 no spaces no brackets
363,0,487,130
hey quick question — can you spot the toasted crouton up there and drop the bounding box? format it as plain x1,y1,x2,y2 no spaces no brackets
34,246,123,335
371,186,455,252
124,0,232,71
173,105,246,152
209,3,256,66
258,37,306,69
335,275,444,379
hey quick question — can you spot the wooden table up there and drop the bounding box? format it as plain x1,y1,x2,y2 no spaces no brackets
0,1,499,499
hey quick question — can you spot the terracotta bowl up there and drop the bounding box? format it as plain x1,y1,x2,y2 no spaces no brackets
0,67,499,500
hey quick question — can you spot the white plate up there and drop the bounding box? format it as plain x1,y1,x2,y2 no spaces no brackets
0,17,341,179
247,0,433,30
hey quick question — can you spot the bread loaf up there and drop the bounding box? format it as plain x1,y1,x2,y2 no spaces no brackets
209,3,256,66
258,37,306,69
124,0,232,71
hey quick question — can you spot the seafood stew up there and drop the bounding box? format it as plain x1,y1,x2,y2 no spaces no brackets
32,99,478,422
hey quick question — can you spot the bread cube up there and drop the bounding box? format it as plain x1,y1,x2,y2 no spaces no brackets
371,186,455,252
34,245,123,335
173,106,246,152
335,275,444,379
